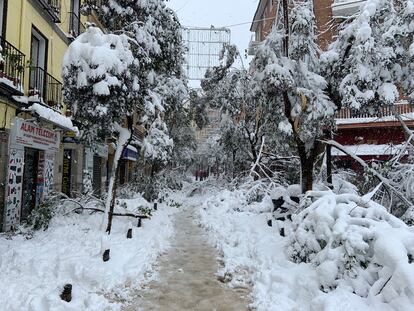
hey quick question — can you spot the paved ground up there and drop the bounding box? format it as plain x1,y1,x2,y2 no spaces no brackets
123,205,250,311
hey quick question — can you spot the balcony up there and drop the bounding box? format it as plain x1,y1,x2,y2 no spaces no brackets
0,37,25,96
247,35,261,56
332,0,366,18
35,0,61,23
28,67,63,110
68,12,86,39
336,103,414,128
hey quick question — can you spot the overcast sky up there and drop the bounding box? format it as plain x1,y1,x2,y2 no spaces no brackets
168,0,260,66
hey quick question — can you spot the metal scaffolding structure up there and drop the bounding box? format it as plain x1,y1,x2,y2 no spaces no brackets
182,26,231,81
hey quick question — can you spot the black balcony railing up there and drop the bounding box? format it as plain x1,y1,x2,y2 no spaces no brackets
0,36,25,95
68,12,86,38
29,67,62,110
36,0,61,23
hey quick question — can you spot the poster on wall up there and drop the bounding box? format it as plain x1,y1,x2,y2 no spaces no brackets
62,149,72,196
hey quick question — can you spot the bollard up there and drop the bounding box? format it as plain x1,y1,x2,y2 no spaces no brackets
137,218,142,228
127,228,133,239
267,219,272,227
154,202,158,211
103,249,110,262
60,284,72,302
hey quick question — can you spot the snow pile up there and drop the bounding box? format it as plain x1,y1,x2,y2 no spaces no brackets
197,183,414,310
0,195,176,311
27,103,79,133
196,187,322,310
288,190,414,309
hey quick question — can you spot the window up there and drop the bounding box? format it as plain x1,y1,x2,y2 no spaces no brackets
0,0,6,38
29,27,48,95
69,0,81,36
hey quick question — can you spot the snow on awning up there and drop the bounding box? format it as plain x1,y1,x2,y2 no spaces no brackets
332,144,405,157
26,103,79,134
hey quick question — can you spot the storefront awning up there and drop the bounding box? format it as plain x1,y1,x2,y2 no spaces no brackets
26,103,79,134
122,145,139,161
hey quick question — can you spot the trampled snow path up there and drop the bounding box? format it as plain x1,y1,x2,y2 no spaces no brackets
123,204,250,310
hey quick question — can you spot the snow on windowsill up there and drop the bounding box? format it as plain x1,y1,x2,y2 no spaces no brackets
0,77,23,92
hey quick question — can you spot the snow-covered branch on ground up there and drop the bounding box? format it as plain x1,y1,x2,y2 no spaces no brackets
288,189,414,308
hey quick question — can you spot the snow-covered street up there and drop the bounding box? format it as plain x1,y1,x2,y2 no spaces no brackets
2,0,414,310
124,194,249,310
0,195,177,311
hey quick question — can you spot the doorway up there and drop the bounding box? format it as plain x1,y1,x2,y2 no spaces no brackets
21,148,44,221
92,155,102,196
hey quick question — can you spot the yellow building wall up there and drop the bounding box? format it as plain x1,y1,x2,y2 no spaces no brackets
0,102,17,129
5,1,87,95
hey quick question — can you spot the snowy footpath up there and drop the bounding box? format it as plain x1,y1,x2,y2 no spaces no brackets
123,195,250,311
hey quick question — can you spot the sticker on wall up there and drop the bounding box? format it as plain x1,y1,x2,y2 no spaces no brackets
43,153,55,197
5,148,24,231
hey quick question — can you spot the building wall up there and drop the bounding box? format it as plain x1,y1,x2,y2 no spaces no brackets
259,1,277,42
252,0,338,50
0,101,16,129
313,0,338,50
6,0,86,91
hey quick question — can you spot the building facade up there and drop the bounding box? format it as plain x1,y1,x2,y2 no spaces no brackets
249,0,413,167
0,1,144,232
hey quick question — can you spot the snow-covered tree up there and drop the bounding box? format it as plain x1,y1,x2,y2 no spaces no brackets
201,45,278,177
62,26,139,237
251,1,335,192
81,0,192,175
143,117,174,175
82,0,188,128
189,89,209,130
322,0,414,110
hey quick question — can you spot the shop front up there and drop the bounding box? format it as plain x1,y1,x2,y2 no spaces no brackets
119,145,139,185
2,118,60,231
84,144,108,197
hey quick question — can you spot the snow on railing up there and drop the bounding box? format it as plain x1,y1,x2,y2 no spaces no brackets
336,103,414,119
0,36,25,94
332,0,366,18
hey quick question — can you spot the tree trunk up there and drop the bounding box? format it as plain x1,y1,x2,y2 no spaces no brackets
106,163,119,234
297,141,320,194
326,144,333,189
104,119,133,234
300,156,314,193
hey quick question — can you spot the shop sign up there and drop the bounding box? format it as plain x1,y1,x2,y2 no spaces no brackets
9,118,60,152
